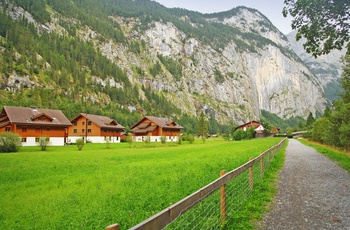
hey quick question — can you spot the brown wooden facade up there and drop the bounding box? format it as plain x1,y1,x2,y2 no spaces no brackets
130,116,184,142
0,106,71,146
68,113,125,143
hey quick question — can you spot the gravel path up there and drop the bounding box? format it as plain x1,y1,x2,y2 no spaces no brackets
259,139,350,230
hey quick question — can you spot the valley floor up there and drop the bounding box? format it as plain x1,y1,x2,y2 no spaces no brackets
259,139,350,229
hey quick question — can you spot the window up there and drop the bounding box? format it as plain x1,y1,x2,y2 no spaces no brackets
73,129,77,134
35,138,39,143
82,121,85,126
88,129,91,133
22,127,27,133
73,122,77,126
21,138,27,143
46,128,50,132
5,127,10,132
82,129,85,133
88,121,92,126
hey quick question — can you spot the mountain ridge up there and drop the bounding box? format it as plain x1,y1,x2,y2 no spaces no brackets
0,0,332,132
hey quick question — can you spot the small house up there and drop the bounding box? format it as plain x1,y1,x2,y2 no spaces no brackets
68,113,125,143
130,116,184,142
0,106,71,146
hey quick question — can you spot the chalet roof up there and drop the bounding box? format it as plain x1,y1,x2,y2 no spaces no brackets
235,120,262,130
0,106,72,127
130,116,184,131
71,113,125,130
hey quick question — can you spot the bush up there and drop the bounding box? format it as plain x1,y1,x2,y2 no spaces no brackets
233,129,244,141
187,133,195,144
125,135,133,147
0,132,22,153
177,135,182,145
76,138,85,150
160,136,166,144
38,136,50,151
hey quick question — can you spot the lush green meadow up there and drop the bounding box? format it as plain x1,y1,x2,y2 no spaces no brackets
0,138,283,229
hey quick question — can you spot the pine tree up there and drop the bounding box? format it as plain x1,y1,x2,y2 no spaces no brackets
196,112,208,143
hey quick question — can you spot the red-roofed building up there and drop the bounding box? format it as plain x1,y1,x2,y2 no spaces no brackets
0,106,72,146
130,116,184,142
68,113,125,143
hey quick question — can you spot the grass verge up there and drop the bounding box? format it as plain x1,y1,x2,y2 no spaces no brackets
230,139,288,229
299,139,350,174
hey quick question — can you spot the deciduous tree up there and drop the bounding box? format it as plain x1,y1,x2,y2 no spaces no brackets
283,0,350,57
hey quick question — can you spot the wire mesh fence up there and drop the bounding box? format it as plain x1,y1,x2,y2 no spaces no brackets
107,138,287,230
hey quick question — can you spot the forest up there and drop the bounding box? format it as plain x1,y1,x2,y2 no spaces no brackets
0,0,310,134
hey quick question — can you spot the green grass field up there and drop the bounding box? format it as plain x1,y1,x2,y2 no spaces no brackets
0,138,283,229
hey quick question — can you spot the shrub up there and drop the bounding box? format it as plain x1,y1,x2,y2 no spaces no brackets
38,136,50,151
233,129,244,141
177,135,182,145
76,138,85,150
0,132,22,153
125,135,133,147
160,136,166,144
187,133,195,144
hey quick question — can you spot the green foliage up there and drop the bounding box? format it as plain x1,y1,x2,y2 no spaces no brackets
0,132,22,153
187,133,195,144
160,136,166,144
312,117,331,144
260,110,306,133
310,54,350,150
232,128,255,141
177,135,182,144
157,54,182,81
38,136,50,151
149,61,162,77
233,129,245,141
125,135,133,147
283,0,350,57
76,138,85,150
214,68,225,83
196,112,208,143
306,112,315,128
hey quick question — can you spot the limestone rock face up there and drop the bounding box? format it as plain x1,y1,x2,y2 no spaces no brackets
138,17,326,122
2,2,330,123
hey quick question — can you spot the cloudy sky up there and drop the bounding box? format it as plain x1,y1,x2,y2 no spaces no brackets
152,0,294,34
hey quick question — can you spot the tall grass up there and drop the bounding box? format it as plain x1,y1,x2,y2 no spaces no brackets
0,138,282,229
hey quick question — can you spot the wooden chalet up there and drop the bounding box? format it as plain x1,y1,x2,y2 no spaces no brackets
0,106,72,146
130,116,184,142
235,120,262,131
68,113,125,143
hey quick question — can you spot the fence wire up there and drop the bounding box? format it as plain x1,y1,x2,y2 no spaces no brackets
164,147,283,230
125,139,286,230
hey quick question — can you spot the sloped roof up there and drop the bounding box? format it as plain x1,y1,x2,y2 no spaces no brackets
71,113,125,130
235,120,262,130
130,116,184,132
1,106,72,127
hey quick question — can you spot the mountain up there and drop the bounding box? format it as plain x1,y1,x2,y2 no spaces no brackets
0,0,328,132
286,30,345,102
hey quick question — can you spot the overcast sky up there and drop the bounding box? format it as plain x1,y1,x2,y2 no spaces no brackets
152,0,293,34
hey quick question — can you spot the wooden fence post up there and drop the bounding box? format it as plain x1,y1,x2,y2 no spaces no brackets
106,224,119,230
249,158,253,189
260,152,264,176
220,170,227,223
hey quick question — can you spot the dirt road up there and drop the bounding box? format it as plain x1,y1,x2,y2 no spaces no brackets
259,139,350,230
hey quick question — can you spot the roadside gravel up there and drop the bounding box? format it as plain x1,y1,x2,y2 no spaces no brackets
259,139,350,230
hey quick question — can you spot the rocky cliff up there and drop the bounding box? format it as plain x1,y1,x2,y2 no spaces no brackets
1,1,328,124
